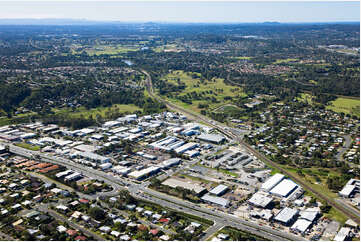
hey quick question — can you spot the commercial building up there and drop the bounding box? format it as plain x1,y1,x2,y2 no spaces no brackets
76,151,110,164
339,179,360,198
249,209,273,221
261,173,285,192
274,207,299,225
64,172,82,182
291,219,312,234
201,194,230,207
55,170,73,178
112,166,131,175
270,179,299,197
209,184,228,196
334,227,351,241
162,178,206,195
248,192,273,208
161,158,181,169
128,166,161,180
99,163,112,170
299,208,319,222
103,121,121,128
174,142,198,154
197,133,225,144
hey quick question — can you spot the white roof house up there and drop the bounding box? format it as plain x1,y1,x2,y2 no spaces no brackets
261,173,284,191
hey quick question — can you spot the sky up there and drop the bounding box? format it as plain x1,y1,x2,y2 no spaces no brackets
0,1,359,23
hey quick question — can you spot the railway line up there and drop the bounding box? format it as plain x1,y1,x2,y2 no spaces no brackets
142,69,360,225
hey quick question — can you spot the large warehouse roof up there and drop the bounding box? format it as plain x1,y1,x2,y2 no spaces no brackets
339,184,356,197
270,179,298,197
248,192,273,208
128,166,160,180
209,184,228,196
197,133,225,144
201,194,229,207
274,207,299,224
291,219,312,233
334,227,351,241
162,178,206,194
261,173,284,191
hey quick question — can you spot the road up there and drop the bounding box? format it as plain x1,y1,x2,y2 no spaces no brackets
5,143,304,241
141,69,360,224
336,135,352,161
200,222,224,241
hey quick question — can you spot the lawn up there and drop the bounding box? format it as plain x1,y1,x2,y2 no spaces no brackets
280,165,339,199
273,58,298,64
297,93,314,104
161,70,246,113
229,56,252,60
15,142,40,151
324,207,348,224
326,97,360,117
274,165,350,223
53,104,142,119
152,44,179,53
72,45,139,56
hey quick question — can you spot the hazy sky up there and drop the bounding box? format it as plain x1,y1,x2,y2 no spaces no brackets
0,1,359,23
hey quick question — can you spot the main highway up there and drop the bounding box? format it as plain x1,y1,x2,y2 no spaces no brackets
141,69,360,225
4,142,304,241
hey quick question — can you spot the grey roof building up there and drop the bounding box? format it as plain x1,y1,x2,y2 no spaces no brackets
274,207,299,225
197,133,225,144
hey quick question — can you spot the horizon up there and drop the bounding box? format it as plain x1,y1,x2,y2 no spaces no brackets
0,1,359,23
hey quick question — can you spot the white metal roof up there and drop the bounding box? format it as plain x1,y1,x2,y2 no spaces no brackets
291,219,312,233
334,227,351,241
248,192,273,208
274,207,299,224
339,184,356,197
197,133,225,143
261,173,284,191
209,184,228,196
201,194,229,207
162,178,205,194
270,179,298,197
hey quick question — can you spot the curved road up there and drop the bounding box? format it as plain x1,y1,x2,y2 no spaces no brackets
141,69,360,224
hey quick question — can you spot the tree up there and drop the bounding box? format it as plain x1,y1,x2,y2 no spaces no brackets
89,206,106,221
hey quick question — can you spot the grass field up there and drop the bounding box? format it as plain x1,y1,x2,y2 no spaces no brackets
54,104,142,119
152,44,180,53
297,93,314,104
72,45,139,56
273,58,298,64
15,142,40,151
229,56,252,60
162,70,246,113
274,165,350,223
0,112,37,126
327,97,360,117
